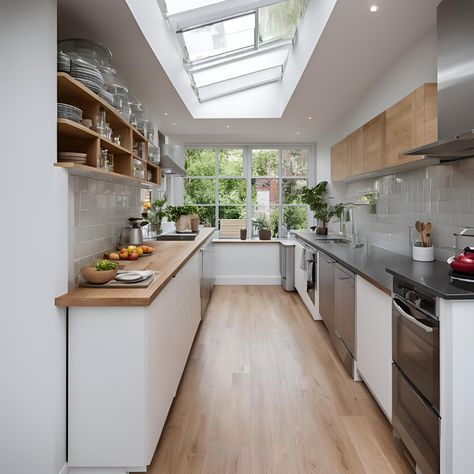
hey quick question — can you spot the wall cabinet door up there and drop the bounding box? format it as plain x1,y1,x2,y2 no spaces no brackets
385,83,438,168
356,276,392,420
363,113,385,173
349,127,364,176
331,136,350,182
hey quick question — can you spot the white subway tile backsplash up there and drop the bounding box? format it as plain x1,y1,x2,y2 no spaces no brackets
346,160,474,261
68,175,142,287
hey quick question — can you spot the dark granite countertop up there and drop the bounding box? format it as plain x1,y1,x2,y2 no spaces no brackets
294,231,474,300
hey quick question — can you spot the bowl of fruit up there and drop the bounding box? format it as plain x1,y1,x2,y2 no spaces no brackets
107,245,154,261
81,259,118,284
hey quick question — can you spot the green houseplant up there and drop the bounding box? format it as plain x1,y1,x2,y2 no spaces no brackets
142,197,167,233
166,205,199,232
253,213,272,240
301,181,344,235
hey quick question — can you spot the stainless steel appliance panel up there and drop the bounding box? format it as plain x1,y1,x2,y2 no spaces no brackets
318,252,335,333
392,365,440,474
280,243,295,291
392,296,439,410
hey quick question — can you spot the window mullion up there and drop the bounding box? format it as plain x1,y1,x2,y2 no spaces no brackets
245,146,252,236
215,147,219,229
278,148,282,238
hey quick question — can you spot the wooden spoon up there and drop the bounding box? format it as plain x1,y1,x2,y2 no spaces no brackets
423,223,432,248
415,221,424,246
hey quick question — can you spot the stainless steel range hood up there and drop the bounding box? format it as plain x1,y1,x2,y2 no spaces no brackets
405,0,474,160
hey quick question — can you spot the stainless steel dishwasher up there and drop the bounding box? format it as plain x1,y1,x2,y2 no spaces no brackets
334,263,356,377
318,252,335,335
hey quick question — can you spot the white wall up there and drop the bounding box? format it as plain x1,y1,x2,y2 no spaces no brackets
214,243,281,285
0,2,68,474
316,27,437,208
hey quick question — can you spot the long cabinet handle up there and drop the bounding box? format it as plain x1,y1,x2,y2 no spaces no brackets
393,300,433,333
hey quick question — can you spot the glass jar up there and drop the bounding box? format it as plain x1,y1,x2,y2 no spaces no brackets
132,158,145,179
106,84,130,121
148,145,160,164
144,120,154,142
94,108,106,135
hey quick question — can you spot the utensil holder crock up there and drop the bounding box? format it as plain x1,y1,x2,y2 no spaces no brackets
413,245,434,262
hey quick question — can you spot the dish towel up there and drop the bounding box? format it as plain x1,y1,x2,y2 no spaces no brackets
300,247,307,271
306,250,316,283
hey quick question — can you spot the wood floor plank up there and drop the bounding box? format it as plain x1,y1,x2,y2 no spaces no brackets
141,286,412,474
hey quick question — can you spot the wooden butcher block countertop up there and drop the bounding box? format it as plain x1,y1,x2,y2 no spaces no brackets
55,228,215,307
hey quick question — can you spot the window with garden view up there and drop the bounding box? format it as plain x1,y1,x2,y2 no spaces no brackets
183,147,310,238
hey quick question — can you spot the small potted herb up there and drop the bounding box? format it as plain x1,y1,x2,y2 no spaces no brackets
81,259,118,285
253,213,271,240
166,205,198,232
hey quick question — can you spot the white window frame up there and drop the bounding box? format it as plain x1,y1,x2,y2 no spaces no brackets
181,143,316,236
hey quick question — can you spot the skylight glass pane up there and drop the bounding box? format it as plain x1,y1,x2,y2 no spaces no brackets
195,65,282,101
181,13,255,62
191,45,289,87
258,0,309,43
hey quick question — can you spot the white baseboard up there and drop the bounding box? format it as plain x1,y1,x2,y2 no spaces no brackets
58,463,68,474
215,275,281,285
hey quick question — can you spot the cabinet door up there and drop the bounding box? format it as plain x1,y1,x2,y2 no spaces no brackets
146,277,177,463
356,276,392,420
331,136,350,182
363,113,385,172
349,128,364,176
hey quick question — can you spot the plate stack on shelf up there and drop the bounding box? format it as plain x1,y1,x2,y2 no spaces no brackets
57,103,83,123
70,58,105,95
57,51,70,73
57,152,87,164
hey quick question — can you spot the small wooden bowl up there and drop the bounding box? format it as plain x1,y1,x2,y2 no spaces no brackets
80,266,117,284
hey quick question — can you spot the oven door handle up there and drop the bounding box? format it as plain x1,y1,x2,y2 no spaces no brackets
393,300,433,333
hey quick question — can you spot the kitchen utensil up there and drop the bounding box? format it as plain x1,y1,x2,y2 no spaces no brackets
128,217,143,245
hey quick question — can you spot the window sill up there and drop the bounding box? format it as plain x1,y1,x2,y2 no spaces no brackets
213,237,294,244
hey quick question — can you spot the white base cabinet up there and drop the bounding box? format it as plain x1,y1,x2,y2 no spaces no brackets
294,240,321,320
356,275,392,420
68,253,201,474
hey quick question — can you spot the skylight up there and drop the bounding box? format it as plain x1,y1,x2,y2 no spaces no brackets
158,0,308,102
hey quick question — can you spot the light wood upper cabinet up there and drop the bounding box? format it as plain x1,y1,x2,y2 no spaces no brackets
385,83,438,167
330,136,350,182
349,128,364,176
330,83,438,183
363,113,385,173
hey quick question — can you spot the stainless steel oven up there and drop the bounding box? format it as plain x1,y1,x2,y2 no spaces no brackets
392,278,440,474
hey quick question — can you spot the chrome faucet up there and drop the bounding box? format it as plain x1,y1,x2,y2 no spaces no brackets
348,206,363,248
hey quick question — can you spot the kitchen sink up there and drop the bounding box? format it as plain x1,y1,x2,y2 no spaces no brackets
150,232,198,241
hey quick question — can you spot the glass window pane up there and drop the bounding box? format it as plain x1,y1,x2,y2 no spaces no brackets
184,178,215,204
218,178,246,204
282,149,308,176
196,206,216,227
282,178,307,204
252,206,279,238
181,13,255,62
258,0,309,44
185,148,215,176
282,205,308,237
218,148,243,175
251,178,279,207
251,149,278,177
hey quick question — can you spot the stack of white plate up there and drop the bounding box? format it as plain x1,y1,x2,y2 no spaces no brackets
58,152,87,164
57,51,70,73
70,58,105,95
57,102,83,123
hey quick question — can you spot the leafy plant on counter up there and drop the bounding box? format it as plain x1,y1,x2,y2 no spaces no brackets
95,259,118,271
301,181,345,230
165,205,199,222
143,196,167,225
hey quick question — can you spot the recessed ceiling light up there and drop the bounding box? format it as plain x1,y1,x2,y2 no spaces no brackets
226,124,230,128
308,116,312,120
164,112,168,116
296,131,301,135
369,5,380,13
172,122,176,126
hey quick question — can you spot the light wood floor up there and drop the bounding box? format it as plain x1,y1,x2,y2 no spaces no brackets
143,286,413,474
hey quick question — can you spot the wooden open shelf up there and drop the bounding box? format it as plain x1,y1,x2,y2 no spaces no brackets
56,72,161,187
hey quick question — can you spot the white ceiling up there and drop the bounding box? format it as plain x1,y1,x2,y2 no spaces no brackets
58,0,439,144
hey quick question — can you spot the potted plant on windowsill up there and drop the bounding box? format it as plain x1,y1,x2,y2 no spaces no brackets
301,181,344,235
253,213,272,240
165,205,198,233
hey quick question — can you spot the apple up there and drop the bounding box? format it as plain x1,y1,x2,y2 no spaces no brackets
128,252,139,261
